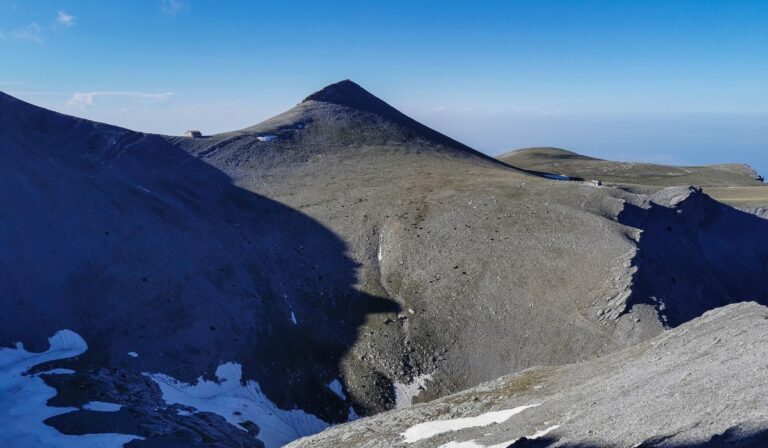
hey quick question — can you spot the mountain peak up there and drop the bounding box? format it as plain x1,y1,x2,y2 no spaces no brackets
302,79,372,104
297,80,477,153
240,80,504,166
300,79,405,121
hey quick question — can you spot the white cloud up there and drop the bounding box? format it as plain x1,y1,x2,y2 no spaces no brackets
56,11,76,28
0,10,75,44
0,23,43,44
65,91,175,109
161,0,187,16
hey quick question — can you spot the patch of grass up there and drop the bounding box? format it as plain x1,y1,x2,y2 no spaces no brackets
499,148,765,188
704,186,768,208
497,367,553,396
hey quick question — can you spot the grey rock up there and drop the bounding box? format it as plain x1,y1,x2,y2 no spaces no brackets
288,302,768,448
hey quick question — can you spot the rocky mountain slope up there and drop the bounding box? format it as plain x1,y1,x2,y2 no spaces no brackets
499,147,765,187
288,302,768,448
1,81,767,447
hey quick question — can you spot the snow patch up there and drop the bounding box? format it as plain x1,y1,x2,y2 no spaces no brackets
394,373,432,409
83,401,123,412
290,311,298,325
148,361,328,448
401,404,540,443
521,424,560,441
327,378,346,400
439,441,486,448
0,330,142,447
437,424,559,448
42,368,76,375
257,135,277,142
126,351,139,358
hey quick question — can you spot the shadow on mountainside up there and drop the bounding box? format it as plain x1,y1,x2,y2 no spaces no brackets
507,426,768,447
617,188,768,327
0,92,398,432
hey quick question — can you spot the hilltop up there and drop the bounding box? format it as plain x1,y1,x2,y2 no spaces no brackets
499,147,768,210
499,146,765,187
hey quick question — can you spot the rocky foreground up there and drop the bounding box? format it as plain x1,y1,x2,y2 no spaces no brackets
289,302,768,447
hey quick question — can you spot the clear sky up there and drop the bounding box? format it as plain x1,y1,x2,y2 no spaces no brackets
2,0,767,175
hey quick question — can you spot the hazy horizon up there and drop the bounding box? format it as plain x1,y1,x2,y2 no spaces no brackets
2,0,767,174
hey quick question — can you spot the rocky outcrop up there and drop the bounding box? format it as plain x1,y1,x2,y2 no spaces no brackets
44,369,266,448
738,206,768,220
288,302,768,448
616,186,768,327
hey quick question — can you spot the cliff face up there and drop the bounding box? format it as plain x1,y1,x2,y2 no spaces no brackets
616,186,768,327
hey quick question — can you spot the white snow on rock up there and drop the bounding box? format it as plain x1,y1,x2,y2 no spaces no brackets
527,425,559,439
0,330,142,448
394,373,433,409
401,404,540,443
257,135,277,142
126,351,139,358
42,368,76,375
83,401,123,412
377,233,384,262
439,440,491,448
327,378,346,400
437,424,560,448
290,311,298,325
148,361,328,448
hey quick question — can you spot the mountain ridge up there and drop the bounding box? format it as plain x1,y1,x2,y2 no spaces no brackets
497,147,603,162
499,146,765,187
179,79,512,171
3,83,768,447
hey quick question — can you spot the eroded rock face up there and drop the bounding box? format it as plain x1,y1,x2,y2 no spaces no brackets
287,302,768,448
617,186,768,327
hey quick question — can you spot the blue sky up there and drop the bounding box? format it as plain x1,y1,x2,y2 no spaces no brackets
2,0,767,174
